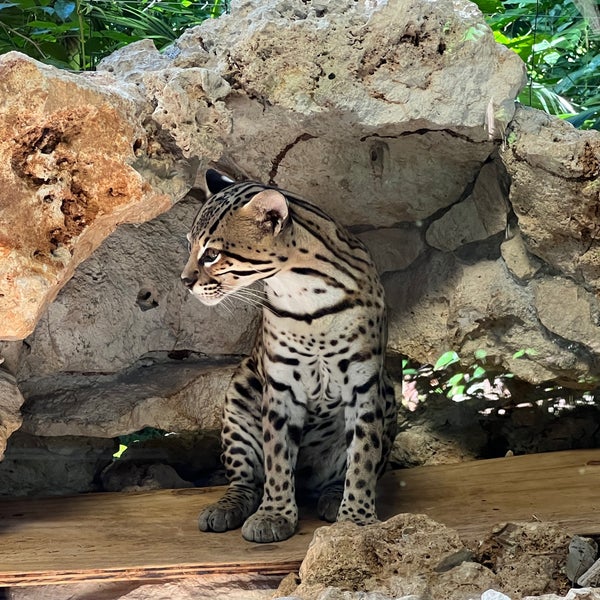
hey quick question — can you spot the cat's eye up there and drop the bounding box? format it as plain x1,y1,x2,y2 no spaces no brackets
200,247,221,266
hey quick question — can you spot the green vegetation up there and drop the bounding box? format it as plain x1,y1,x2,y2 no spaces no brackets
402,349,599,413
112,427,168,460
0,0,227,71
476,0,600,128
0,0,597,127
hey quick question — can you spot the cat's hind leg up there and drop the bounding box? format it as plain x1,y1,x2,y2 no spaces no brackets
198,356,264,533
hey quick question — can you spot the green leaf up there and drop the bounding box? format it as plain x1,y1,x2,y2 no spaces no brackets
447,373,465,386
448,384,466,398
112,443,128,459
472,365,487,379
433,351,460,371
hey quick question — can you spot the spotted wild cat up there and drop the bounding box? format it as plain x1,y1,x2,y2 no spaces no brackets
181,170,397,543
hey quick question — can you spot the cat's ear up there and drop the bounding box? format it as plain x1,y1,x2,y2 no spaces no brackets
205,169,235,197
243,190,289,236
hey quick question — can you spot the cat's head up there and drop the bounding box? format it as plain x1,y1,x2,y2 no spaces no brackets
181,170,290,305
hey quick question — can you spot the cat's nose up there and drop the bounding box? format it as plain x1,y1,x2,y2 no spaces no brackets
181,273,198,289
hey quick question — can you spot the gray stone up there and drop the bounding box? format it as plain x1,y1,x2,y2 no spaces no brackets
533,277,600,356
391,425,479,467
426,161,509,252
18,197,259,379
501,229,542,281
385,255,591,384
19,354,236,438
280,514,497,600
105,0,525,228
566,536,598,584
358,226,425,274
0,369,24,461
0,431,113,496
502,106,600,290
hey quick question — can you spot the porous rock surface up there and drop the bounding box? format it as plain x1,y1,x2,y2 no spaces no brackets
0,368,24,460
0,54,191,341
276,516,585,600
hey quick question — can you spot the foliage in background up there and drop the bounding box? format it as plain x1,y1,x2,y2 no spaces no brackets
113,427,168,459
0,0,227,71
402,349,599,414
0,0,598,127
476,0,600,128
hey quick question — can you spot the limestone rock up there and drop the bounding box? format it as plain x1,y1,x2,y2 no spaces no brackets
0,369,24,460
7,574,280,600
19,354,236,437
533,277,600,356
0,52,192,341
0,431,113,496
391,425,479,467
426,160,509,252
17,197,259,379
358,226,425,274
476,522,572,597
501,229,542,282
386,255,590,384
280,514,498,600
502,106,600,290
106,0,526,228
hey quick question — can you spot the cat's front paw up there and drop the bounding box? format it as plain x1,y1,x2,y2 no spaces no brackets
241,513,297,543
198,502,247,533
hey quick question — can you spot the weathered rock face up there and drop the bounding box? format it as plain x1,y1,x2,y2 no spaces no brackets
503,108,600,290
15,196,258,379
0,369,24,460
276,516,580,600
278,514,497,600
0,53,194,341
0,0,526,459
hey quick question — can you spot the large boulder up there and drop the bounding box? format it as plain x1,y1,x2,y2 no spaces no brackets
0,53,194,341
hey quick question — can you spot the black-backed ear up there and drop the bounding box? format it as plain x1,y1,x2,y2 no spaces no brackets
205,169,235,197
242,190,289,236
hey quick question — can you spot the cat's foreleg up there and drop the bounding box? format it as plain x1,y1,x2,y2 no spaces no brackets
198,357,263,533
241,377,305,543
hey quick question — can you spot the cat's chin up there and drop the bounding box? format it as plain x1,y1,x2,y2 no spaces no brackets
191,291,224,306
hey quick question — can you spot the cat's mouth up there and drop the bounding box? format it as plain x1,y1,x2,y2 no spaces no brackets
191,287,225,306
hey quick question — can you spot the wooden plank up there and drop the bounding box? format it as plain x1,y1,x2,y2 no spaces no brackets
0,449,599,587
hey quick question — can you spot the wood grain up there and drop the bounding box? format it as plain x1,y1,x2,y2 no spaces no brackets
1,449,599,587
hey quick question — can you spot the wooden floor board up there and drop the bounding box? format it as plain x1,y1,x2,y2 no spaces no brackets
1,449,599,586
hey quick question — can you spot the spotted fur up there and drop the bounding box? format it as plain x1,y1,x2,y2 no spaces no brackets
182,170,397,543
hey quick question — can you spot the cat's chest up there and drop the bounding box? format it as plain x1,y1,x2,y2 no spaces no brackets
264,270,347,315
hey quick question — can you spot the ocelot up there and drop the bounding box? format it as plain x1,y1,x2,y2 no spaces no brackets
181,169,397,543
